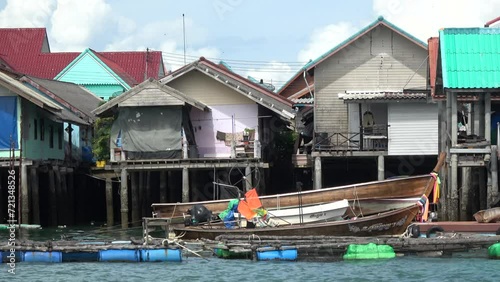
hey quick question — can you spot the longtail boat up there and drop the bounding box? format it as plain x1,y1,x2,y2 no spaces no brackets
152,153,445,222
173,204,421,240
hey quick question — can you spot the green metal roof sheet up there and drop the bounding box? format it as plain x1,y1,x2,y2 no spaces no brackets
440,28,500,89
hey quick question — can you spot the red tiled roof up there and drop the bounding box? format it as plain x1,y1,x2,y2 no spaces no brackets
0,28,164,85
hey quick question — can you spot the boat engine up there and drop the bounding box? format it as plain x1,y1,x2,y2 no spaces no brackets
186,204,213,226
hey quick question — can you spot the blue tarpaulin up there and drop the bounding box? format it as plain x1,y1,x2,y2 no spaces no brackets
0,96,18,149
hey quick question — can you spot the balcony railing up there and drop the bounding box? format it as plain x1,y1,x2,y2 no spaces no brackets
312,124,388,152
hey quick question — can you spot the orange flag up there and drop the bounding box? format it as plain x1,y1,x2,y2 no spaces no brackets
245,188,262,210
237,200,256,220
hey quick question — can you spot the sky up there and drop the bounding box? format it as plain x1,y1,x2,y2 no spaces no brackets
0,0,498,89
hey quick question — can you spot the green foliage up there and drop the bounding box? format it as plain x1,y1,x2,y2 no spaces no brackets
272,130,297,163
92,117,114,161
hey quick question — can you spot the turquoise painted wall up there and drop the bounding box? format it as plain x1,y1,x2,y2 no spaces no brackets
84,84,126,100
21,102,65,160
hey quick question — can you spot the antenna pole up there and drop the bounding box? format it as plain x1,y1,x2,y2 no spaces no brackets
183,14,186,65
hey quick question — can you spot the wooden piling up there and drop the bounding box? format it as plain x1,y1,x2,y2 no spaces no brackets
168,171,176,202
159,171,167,203
450,154,458,221
21,163,29,224
245,165,253,191
105,178,114,227
54,166,64,225
182,167,189,202
120,168,129,229
30,167,40,225
146,171,152,216
491,145,499,206
67,168,75,226
314,157,322,190
131,172,139,226
479,167,487,210
60,167,69,225
48,167,58,226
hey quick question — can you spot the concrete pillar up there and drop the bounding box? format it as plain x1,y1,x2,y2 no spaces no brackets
131,172,139,226
485,92,491,142
460,167,471,221
450,154,459,221
105,178,114,227
159,171,168,203
48,167,57,226
478,95,485,138
245,165,253,191
120,168,129,229
182,167,189,202
21,162,29,224
377,155,385,181
314,157,322,190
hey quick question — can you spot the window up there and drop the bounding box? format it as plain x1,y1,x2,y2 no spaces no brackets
49,125,54,148
58,128,62,150
34,119,38,140
40,118,45,141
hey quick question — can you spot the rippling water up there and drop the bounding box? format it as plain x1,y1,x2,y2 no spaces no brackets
1,256,498,282
1,227,498,282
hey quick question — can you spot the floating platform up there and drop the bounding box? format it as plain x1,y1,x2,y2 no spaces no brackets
202,234,500,261
0,240,182,263
416,221,500,234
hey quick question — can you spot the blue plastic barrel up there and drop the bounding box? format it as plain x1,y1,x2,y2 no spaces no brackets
62,252,99,262
23,251,62,263
256,248,298,261
140,249,182,262
99,249,140,262
2,251,23,263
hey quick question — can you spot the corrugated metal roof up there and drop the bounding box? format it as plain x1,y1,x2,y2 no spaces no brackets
338,90,427,101
440,27,500,89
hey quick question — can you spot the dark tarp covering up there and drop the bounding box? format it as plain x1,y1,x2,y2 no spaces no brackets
111,106,182,159
0,96,18,149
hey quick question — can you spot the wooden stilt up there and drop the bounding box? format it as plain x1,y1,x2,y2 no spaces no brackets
131,172,139,227
48,167,57,226
139,171,145,219
479,167,487,210
460,167,471,221
314,157,322,190
159,171,167,203
182,167,189,202
146,171,151,217
30,167,40,225
120,168,129,229
67,168,75,226
245,165,253,191
491,145,499,206
60,167,69,225
450,154,459,221
105,178,114,227
168,171,176,202
21,163,29,224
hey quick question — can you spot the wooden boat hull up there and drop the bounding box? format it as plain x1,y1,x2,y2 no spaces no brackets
153,175,435,219
173,205,420,240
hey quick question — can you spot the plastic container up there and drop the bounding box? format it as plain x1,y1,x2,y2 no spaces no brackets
343,243,396,260
256,247,297,261
140,249,182,262
98,250,140,262
23,251,62,263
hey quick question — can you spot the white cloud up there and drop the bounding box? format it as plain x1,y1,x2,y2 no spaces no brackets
297,22,358,63
373,0,500,41
0,0,56,27
50,0,112,51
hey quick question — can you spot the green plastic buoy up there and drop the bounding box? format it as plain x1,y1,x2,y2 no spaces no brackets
488,243,500,259
343,243,396,260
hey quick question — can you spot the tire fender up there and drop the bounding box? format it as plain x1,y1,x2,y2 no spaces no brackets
426,226,444,238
